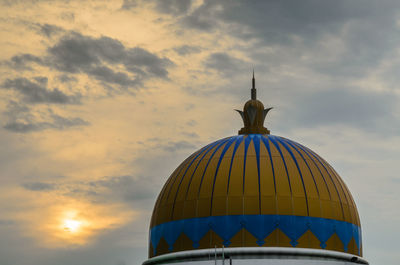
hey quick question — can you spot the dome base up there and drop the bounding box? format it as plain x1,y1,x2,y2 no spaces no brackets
142,247,368,265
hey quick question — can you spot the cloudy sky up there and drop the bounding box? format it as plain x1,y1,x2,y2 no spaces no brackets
0,0,399,264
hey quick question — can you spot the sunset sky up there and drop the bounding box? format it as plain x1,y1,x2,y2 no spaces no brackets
0,1,399,265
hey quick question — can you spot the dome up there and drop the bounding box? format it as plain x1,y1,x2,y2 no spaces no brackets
145,73,364,265
149,134,362,258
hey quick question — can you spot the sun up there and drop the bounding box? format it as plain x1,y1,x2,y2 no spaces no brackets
63,219,82,233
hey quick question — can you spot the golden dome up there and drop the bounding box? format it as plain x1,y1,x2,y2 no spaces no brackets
149,134,361,257
147,74,362,259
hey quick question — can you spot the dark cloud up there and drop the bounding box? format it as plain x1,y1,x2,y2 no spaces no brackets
120,0,138,10
22,182,55,191
177,0,396,41
166,0,400,80
87,66,141,87
0,219,14,226
4,116,89,133
56,175,158,207
2,101,89,133
154,0,193,15
6,54,43,70
282,87,400,135
35,23,65,38
204,52,247,76
6,31,173,89
173,45,201,56
57,74,77,83
121,0,193,14
181,3,216,30
162,140,197,152
2,77,81,104
88,175,157,202
46,32,172,85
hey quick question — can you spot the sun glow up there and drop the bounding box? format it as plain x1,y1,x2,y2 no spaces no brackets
59,210,88,237
63,219,82,233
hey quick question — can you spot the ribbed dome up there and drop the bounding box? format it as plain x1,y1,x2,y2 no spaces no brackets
149,134,362,258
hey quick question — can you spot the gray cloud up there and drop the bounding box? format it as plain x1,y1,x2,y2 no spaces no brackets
22,182,55,191
277,87,400,135
46,32,172,85
6,54,43,70
87,66,141,87
156,0,400,80
181,3,216,30
43,175,159,207
57,74,77,83
173,45,201,56
6,31,173,89
35,23,65,38
204,52,247,76
4,116,89,133
121,0,193,15
0,219,14,226
2,77,81,104
2,101,89,133
161,140,197,152
177,0,396,41
120,0,138,10
88,175,157,202
154,0,193,15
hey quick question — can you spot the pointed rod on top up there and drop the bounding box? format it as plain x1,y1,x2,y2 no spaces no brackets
251,69,256,100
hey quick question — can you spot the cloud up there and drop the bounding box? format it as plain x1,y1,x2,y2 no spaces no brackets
46,32,173,84
204,52,247,76
88,175,158,202
161,140,197,152
4,116,89,133
121,0,193,15
2,101,89,133
22,182,56,191
278,87,400,135
2,77,81,104
5,31,173,89
34,23,65,38
0,219,14,226
120,0,138,10
173,45,201,56
181,3,217,30
30,175,159,206
6,54,43,70
153,0,193,15
87,66,141,87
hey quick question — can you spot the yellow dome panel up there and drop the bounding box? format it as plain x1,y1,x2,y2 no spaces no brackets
149,134,362,258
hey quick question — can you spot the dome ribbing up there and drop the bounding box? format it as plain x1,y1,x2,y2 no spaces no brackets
149,134,362,258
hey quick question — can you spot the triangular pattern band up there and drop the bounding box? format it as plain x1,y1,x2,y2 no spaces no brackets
150,215,361,256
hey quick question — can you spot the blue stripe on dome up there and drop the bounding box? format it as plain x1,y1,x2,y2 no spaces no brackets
197,138,232,196
260,135,277,194
287,139,333,200
276,137,310,216
252,135,262,214
283,138,320,197
294,142,346,221
226,135,244,194
150,214,361,255
210,136,237,214
171,138,227,219
269,135,293,194
184,138,227,199
242,135,253,193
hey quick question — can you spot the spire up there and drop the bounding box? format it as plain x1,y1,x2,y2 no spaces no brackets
235,71,273,135
251,69,256,100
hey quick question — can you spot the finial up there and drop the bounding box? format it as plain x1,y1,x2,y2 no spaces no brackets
235,71,273,135
251,70,256,100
